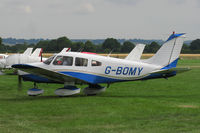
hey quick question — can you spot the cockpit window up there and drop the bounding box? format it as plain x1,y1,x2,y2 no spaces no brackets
53,56,73,66
43,55,55,65
91,60,102,66
75,57,88,66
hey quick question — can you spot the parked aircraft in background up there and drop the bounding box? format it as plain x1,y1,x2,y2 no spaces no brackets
0,48,45,69
0,48,32,69
0,54,8,59
0,54,9,72
12,33,190,97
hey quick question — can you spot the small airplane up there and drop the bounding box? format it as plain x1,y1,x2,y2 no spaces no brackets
0,48,46,69
0,54,8,59
12,32,190,96
0,54,9,68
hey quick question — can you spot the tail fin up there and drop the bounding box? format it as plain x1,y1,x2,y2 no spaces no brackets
144,33,185,67
31,48,42,57
125,44,145,61
23,48,33,56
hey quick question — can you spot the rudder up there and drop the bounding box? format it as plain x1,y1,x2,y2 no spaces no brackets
144,33,185,67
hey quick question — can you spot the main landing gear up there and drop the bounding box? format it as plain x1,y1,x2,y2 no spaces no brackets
27,83,106,96
27,83,44,96
54,85,81,96
83,84,106,95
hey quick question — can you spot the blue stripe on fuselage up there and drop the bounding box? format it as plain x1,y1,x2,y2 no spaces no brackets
21,72,124,84
21,70,177,84
59,71,122,84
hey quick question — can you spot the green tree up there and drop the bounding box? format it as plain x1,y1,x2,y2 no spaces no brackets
190,39,200,50
102,38,121,53
96,44,103,53
34,36,72,52
84,40,96,52
71,42,84,51
8,43,28,53
121,41,135,53
181,44,190,53
56,37,72,51
144,41,160,53
34,40,50,52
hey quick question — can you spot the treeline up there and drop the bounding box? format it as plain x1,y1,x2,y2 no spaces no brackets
0,36,200,53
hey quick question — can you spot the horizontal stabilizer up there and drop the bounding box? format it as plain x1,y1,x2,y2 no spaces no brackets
151,67,191,75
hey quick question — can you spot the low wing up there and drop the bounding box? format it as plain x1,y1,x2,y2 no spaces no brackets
151,67,191,74
12,64,87,84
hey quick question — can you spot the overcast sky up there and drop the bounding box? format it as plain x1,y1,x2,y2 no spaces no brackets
0,0,199,40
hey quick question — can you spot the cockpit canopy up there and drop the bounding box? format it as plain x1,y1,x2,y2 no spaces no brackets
43,54,102,67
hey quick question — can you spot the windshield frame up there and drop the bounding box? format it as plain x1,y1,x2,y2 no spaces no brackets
43,55,56,65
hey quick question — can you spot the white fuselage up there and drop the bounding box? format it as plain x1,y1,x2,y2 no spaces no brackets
0,54,8,68
0,54,47,69
22,52,162,83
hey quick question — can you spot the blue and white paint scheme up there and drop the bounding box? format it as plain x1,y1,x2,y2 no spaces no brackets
12,32,190,96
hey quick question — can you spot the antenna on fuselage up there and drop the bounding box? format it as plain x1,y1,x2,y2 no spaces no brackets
107,49,114,57
78,47,84,52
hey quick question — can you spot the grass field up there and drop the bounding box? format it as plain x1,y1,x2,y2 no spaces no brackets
0,59,200,133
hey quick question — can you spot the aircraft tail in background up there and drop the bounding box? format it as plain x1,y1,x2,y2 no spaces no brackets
31,48,42,57
125,44,145,61
23,48,33,56
60,48,71,53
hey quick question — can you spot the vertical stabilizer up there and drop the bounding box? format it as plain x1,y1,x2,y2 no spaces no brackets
60,48,71,53
125,44,145,61
23,48,33,56
31,48,42,57
144,33,185,67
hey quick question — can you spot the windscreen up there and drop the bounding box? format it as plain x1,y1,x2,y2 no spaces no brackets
43,55,55,65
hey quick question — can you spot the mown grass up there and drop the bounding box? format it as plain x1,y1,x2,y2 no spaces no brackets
0,59,200,133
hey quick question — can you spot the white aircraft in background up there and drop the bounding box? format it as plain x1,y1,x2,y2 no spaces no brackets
0,48,46,69
0,54,9,72
0,54,8,59
12,32,189,97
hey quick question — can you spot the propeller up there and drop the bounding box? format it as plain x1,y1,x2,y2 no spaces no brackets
18,75,22,91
